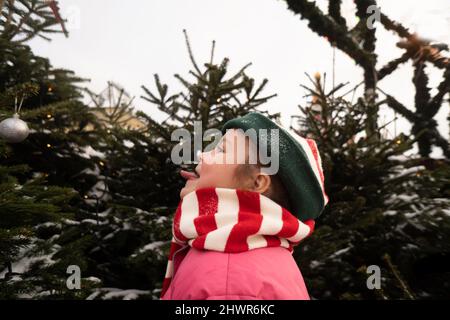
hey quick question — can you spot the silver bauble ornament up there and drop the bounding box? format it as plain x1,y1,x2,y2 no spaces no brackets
0,113,30,143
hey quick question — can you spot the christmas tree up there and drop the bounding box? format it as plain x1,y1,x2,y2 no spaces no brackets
285,0,450,299
80,31,277,299
0,0,105,298
291,74,450,300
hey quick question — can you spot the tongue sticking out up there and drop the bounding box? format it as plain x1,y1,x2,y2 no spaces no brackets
180,169,199,180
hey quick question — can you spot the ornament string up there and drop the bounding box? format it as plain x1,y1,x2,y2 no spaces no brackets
14,94,25,115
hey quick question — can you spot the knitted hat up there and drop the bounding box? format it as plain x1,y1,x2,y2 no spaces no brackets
222,112,329,221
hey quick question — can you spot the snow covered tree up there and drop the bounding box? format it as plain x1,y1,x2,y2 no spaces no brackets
292,74,450,299
0,160,76,299
79,32,277,299
0,0,106,298
286,1,450,299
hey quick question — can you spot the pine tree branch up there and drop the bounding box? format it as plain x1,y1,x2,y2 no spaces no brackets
379,12,412,39
428,67,450,117
413,63,431,114
377,52,412,81
1,0,63,43
226,62,252,83
183,29,202,77
382,93,418,122
9,0,34,41
381,89,449,158
383,253,415,300
328,0,347,27
209,40,215,65
286,0,375,70
5,0,14,29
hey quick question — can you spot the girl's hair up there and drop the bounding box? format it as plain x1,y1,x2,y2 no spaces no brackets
233,133,292,211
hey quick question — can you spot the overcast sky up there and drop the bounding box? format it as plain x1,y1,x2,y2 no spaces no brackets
29,0,450,157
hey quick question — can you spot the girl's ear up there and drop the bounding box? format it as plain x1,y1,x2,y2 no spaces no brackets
253,173,271,194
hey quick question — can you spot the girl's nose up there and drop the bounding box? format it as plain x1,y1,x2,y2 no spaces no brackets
197,149,215,164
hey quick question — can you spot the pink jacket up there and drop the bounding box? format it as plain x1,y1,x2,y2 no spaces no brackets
161,245,310,300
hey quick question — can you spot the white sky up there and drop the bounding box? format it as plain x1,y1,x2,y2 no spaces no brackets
29,0,450,157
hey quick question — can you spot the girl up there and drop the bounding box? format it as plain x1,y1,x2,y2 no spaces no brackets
160,112,328,300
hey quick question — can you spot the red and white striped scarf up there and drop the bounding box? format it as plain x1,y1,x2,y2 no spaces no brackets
160,187,315,298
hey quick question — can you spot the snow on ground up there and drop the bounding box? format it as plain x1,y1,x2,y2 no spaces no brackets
0,245,58,278
86,288,151,300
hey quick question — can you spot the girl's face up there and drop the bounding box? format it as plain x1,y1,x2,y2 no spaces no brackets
179,129,254,199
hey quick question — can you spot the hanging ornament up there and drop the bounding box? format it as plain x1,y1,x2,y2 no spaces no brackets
0,113,29,143
0,92,31,143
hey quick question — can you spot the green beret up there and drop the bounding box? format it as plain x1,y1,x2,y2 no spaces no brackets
222,112,329,221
